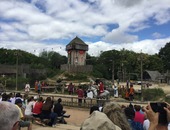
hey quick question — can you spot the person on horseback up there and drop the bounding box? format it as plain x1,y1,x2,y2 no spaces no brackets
98,81,104,95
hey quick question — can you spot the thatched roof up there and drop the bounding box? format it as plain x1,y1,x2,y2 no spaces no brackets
66,36,88,51
144,70,161,81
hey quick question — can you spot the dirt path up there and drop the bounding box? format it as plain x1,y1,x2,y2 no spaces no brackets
64,107,89,126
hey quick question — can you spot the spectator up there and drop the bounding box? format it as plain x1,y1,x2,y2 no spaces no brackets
80,111,121,130
89,105,99,115
103,102,131,130
25,97,34,117
143,102,169,130
0,101,20,130
124,107,144,130
9,92,15,104
53,98,70,124
15,98,32,130
32,97,43,118
134,105,145,124
41,97,58,127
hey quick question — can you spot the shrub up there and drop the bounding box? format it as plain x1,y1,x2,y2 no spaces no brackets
142,88,165,101
64,73,88,81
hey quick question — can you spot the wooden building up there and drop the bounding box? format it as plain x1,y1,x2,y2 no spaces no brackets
61,37,92,73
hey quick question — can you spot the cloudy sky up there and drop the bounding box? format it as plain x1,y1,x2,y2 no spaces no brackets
0,0,170,56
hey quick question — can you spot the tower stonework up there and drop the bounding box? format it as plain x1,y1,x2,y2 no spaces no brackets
61,37,92,73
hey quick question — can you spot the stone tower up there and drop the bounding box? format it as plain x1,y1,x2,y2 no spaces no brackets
66,36,88,65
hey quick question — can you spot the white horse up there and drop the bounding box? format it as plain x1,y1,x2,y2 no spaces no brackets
88,85,110,99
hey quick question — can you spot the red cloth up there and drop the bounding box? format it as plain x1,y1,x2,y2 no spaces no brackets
134,111,145,124
33,102,43,114
76,89,84,99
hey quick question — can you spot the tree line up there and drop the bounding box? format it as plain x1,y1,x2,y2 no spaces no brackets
0,42,170,82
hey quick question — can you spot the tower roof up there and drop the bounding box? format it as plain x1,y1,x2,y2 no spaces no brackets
66,36,88,51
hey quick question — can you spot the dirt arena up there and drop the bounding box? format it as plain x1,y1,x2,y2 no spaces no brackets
22,107,89,130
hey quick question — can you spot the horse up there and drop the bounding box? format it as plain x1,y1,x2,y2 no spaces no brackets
87,85,110,100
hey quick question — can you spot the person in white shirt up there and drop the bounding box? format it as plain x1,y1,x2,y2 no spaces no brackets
143,119,150,130
25,97,35,117
25,83,30,93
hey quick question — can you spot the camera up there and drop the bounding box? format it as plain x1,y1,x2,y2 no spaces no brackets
150,102,168,125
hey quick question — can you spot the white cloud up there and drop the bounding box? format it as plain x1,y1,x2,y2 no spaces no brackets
88,37,170,57
152,32,165,39
102,29,138,44
0,0,170,57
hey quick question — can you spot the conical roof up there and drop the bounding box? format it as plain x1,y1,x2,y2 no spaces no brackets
68,36,87,46
66,36,88,51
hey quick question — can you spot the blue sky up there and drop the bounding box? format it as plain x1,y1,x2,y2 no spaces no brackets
0,0,170,56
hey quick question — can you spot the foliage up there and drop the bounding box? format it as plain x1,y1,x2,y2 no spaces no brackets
142,88,165,101
87,48,164,80
0,43,169,82
64,73,88,81
159,42,170,71
5,77,28,90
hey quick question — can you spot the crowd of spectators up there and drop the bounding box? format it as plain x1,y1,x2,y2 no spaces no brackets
81,102,170,130
0,92,70,130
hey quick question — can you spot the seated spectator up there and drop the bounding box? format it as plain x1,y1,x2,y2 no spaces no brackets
143,119,150,130
124,107,144,130
89,105,99,114
9,92,15,104
103,102,131,130
32,97,43,118
80,111,121,130
53,98,70,124
41,97,58,127
15,98,32,130
31,97,45,126
25,97,34,117
0,101,20,130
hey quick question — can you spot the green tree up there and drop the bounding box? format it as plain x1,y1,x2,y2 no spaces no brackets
159,42,170,71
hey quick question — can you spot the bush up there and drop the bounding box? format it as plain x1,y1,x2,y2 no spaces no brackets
64,73,88,81
142,88,165,101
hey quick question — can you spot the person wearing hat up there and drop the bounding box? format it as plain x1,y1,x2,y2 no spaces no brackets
15,98,32,130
